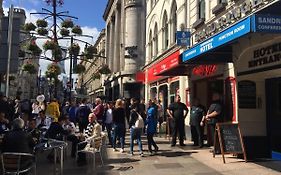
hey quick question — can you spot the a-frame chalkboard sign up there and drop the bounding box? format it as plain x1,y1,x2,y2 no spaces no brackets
213,123,247,163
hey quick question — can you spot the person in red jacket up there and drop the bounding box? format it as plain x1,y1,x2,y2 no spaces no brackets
93,98,104,125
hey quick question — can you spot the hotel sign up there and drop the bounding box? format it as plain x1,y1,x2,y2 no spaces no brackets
195,0,275,43
183,17,251,62
252,15,281,33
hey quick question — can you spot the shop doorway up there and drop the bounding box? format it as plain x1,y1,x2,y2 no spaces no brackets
266,78,281,160
159,85,168,121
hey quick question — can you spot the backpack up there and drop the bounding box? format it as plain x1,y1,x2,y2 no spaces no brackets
77,106,91,122
135,112,144,128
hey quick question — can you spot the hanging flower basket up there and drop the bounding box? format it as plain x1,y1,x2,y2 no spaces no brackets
72,25,82,35
36,19,48,28
22,63,37,74
98,64,111,74
37,28,48,36
26,40,42,56
60,28,70,37
23,22,36,32
43,40,58,50
68,43,80,56
92,72,101,80
61,19,74,28
84,45,97,59
47,63,61,76
18,50,25,58
52,47,63,60
73,64,86,74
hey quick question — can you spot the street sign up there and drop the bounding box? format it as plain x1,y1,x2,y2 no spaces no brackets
176,31,190,46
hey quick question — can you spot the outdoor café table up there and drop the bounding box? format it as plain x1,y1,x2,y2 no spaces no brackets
34,139,67,175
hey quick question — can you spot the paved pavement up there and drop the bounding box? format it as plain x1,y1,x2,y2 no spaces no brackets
35,135,281,175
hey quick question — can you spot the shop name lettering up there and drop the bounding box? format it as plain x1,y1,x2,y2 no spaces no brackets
248,42,281,68
195,0,272,43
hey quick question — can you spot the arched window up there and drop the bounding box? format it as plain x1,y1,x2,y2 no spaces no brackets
153,23,158,57
170,1,177,44
198,0,205,19
162,11,169,50
149,30,153,61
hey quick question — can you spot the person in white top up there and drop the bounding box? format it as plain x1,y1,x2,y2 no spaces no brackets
36,110,52,131
63,116,76,135
104,102,113,146
32,101,41,117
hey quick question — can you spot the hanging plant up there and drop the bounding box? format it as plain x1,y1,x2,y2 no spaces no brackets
69,43,80,56
22,63,37,74
47,63,61,76
61,19,74,28
92,72,101,80
26,40,42,56
84,45,97,59
36,19,48,28
72,25,82,35
60,28,70,37
18,50,26,58
23,22,36,32
37,28,48,36
52,47,62,60
73,64,86,74
43,40,58,50
98,64,111,74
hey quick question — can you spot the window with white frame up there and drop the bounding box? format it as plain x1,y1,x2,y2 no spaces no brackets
170,1,177,44
153,24,158,57
198,0,205,19
149,30,153,60
162,11,169,50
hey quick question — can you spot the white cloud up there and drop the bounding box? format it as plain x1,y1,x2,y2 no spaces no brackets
3,5,101,78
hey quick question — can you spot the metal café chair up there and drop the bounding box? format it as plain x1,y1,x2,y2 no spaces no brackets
1,152,36,175
76,136,104,170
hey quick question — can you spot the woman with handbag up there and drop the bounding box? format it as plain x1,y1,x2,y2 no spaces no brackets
129,104,144,157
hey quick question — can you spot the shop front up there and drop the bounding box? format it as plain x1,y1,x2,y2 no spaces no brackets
145,50,183,120
181,0,281,159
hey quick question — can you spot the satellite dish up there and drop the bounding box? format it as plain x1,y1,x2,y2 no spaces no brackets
36,95,45,102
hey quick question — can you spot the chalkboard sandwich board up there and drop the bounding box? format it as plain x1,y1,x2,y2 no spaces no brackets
213,122,247,163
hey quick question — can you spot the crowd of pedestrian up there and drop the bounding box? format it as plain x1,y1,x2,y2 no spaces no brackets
0,90,223,166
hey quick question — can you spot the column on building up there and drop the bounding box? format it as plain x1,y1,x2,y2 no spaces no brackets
109,20,115,71
113,6,121,72
106,24,111,69
124,0,140,73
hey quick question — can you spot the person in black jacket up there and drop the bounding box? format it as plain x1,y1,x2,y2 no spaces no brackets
2,118,35,153
112,99,126,153
45,116,69,140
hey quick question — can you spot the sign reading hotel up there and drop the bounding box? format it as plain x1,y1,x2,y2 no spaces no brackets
194,0,277,43
176,31,190,46
182,18,251,62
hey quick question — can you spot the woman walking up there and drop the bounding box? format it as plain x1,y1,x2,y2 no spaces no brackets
129,104,144,157
112,99,126,153
146,100,159,155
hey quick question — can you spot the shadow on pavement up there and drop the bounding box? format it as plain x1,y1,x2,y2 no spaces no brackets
157,150,197,157
107,158,140,164
254,159,281,172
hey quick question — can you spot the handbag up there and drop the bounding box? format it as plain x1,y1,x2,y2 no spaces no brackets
134,112,144,128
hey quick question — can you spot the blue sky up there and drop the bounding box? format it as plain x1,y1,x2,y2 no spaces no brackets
3,0,107,30
2,0,108,76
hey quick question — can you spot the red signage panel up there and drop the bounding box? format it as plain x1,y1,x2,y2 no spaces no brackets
147,50,180,83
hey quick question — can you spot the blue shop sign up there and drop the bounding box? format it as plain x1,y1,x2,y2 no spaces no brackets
252,14,281,33
182,17,251,62
176,31,190,46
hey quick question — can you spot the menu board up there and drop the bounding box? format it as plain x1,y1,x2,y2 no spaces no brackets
213,123,247,163
238,80,256,108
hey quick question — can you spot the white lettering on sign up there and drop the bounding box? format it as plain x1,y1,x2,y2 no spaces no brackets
185,49,196,57
200,43,213,52
194,0,271,43
258,17,281,24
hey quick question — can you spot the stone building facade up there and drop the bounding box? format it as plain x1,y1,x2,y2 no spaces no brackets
103,0,146,101
78,29,106,102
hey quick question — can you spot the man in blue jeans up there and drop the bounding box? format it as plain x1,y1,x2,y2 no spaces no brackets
129,104,144,157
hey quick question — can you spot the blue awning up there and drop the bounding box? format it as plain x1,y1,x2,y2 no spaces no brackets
182,1,281,64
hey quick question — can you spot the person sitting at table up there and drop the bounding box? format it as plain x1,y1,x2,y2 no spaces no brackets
36,110,52,131
0,112,10,134
26,118,41,144
45,116,69,140
2,118,35,153
76,113,102,166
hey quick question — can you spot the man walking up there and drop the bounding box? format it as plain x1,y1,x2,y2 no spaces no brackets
167,95,188,147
